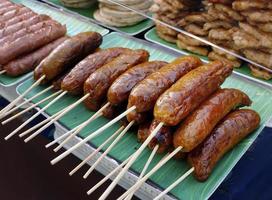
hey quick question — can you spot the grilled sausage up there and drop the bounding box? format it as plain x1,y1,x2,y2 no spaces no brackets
126,101,149,124
4,36,67,76
137,121,152,143
173,88,252,151
62,47,131,95
52,70,72,91
154,61,233,126
108,61,168,105
0,11,36,28
0,15,50,38
84,49,149,110
102,103,126,119
0,20,58,46
128,56,202,113
0,22,66,65
188,109,260,181
148,119,173,154
38,32,102,83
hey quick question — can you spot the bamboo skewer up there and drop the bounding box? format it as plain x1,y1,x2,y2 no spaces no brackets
98,122,164,200
153,167,194,200
50,106,136,165
0,75,45,117
45,113,103,149
4,90,67,140
87,155,133,195
115,146,183,200
69,126,125,176
124,145,159,200
24,94,90,143
0,70,6,75
2,90,62,125
3,85,54,117
83,121,135,179
54,102,110,152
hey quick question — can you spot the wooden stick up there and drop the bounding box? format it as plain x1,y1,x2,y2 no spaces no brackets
87,155,133,195
2,90,62,125
45,113,103,149
50,106,136,165
98,122,164,200
154,167,194,200
69,126,125,176
19,106,67,138
0,70,6,75
0,75,45,117
115,146,183,200
54,102,110,152
83,121,134,179
4,91,67,140
24,94,90,143
3,85,54,117
124,145,159,200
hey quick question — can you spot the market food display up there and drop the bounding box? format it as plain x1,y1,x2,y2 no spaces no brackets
151,0,272,80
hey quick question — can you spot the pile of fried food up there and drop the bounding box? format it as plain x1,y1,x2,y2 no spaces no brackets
60,0,95,8
151,0,272,80
0,0,67,76
94,0,152,27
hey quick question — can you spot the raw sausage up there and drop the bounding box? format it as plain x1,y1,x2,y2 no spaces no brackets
128,56,202,113
0,7,32,22
154,61,233,126
0,22,66,65
84,49,149,110
188,109,260,181
4,36,67,76
62,47,131,95
0,11,36,28
38,32,102,82
108,61,167,105
173,88,251,151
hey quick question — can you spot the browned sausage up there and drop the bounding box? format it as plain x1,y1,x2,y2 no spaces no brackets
188,109,260,181
148,119,173,154
173,88,252,152
0,11,36,28
0,22,66,65
128,56,202,113
62,47,131,95
0,15,50,38
137,121,152,143
52,70,71,91
102,103,126,119
154,61,233,126
84,49,149,110
0,20,58,46
4,36,68,76
0,7,32,22
108,61,168,105
126,102,149,124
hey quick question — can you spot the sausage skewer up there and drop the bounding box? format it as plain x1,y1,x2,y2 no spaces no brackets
99,61,232,200
50,56,202,166
0,69,5,74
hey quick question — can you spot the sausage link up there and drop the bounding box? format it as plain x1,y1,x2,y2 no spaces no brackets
4,36,68,76
126,101,149,124
38,32,101,82
0,7,32,22
0,5,19,15
0,2,13,9
0,11,36,28
0,15,50,38
0,22,66,65
128,56,202,113
154,61,233,126
84,49,149,110
137,121,152,143
148,119,173,154
52,70,71,91
62,47,131,95
0,20,58,46
108,61,168,105
188,109,260,181
102,103,126,119
173,88,251,151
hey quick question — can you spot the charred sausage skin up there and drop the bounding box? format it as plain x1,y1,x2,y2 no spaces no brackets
188,109,260,181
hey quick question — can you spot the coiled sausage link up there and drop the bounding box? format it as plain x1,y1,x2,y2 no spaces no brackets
173,88,251,151
188,109,260,181
154,61,233,126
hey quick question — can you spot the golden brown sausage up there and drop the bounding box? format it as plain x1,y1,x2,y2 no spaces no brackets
107,61,168,105
188,109,260,181
38,32,102,83
128,56,202,113
84,49,149,110
173,88,251,152
154,61,233,126
61,47,131,95
137,121,152,143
